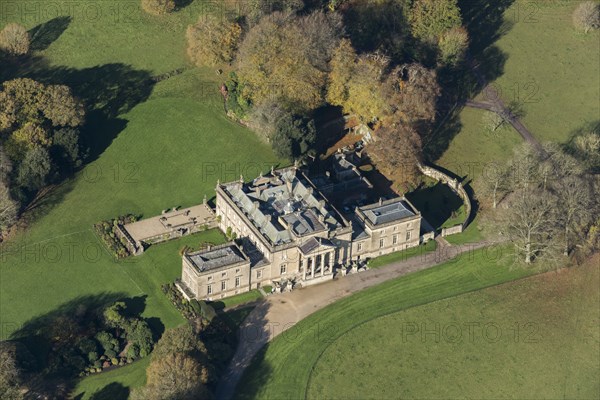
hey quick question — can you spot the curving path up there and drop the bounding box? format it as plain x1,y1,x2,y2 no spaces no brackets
215,238,491,400
464,58,543,151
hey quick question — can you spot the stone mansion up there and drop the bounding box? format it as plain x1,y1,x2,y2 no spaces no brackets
178,163,424,301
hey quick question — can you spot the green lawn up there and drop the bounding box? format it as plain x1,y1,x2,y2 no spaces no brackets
210,290,264,311
236,245,537,399
431,107,523,184
367,240,437,269
475,1,600,143
0,2,283,396
432,0,598,182
307,257,599,399
72,357,150,400
444,215,484,245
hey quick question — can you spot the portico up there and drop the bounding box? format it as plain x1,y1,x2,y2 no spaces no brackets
298,237,336,282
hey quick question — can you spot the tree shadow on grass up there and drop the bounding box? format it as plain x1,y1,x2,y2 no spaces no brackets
28,16,72,51
406,181,464,230
424,106,464,163
88,382,130,400
0,53,155,225
211,302,274,399
7,293,165,398
423,0,515,163
8,293,127,398
174,0,195,11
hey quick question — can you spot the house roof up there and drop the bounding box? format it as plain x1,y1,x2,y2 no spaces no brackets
221,168,343,246
360,199,416,226
298,237,336,255
186,244,247,273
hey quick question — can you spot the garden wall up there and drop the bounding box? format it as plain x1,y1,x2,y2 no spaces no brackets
418,164,473,234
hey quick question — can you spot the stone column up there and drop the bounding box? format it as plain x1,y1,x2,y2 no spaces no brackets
310,257,315,279
320,253,325,277
302,259,307,281
328,251,335,274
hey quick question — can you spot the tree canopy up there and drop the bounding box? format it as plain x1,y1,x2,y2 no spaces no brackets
236,11,343,113
409,0,462,42
187,15,242,67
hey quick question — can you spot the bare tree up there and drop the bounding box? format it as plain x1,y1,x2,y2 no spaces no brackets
368,123,423,185
0,23,30,56
480,162,509,208
501,189,560,264
507,143,543,192
573,1,600,33
555,175,596,255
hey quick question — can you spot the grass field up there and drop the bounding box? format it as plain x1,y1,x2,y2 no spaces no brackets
307,256,600,399
432,0,598,182
236,246,539,399
475,1,600,144
0,1,283,396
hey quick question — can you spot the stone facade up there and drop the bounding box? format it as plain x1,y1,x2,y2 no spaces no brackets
179,166,422,301
181,242,252,300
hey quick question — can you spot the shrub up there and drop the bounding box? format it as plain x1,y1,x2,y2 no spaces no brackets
111,358,119,365
141,0,175,15
105,349,117,359
127,343,140,359
573,1,600,33
198,300,217,322
87,351,98,363
0,23,30,55
93,360,102,368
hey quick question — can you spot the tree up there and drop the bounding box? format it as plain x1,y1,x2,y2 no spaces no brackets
500,188,560,264
383,63,440,125
16,146,52,191
186,15,242,67
0,23,30,56
271,113,316,160
52,127,82,168
326,39,356,109
438,26,468,66
555,175,595,255
0,78,84,132
0,181,18,232
126,319,154,358
236,11,342,112
482,109,506,133
237,0,304,27
572,1,600,33
488,142,598,264
568,130,600,172
410,0,462,42
246,100,287,141
103,301,128,331
151,324,206,362
368,123,423,185
0,345,24,400
131,353,210,400
479,162,509,209
141,0,175,15
342,55,389,124
327,46,389,124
